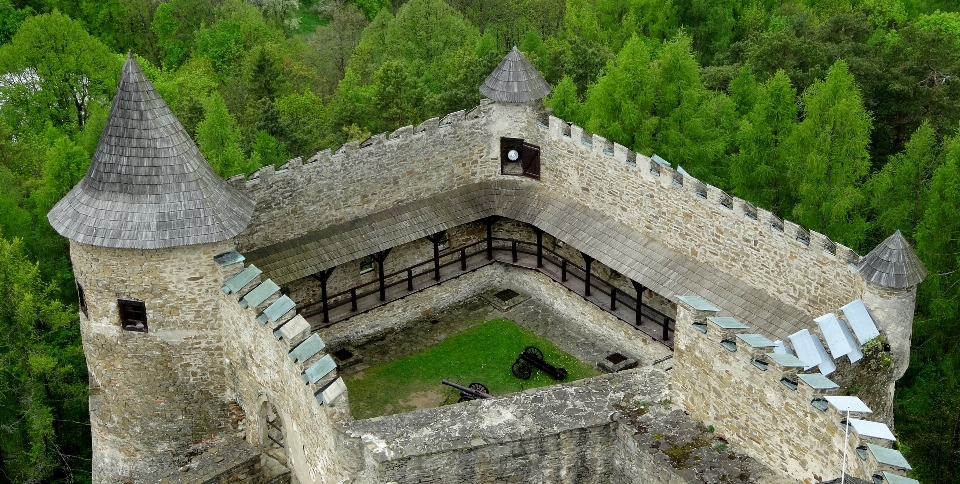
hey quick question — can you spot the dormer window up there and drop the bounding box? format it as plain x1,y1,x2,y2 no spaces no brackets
118,299,147,332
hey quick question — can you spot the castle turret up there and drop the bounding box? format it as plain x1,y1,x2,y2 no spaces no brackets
48,55,254,481
856,230,926,380
480,47,552,177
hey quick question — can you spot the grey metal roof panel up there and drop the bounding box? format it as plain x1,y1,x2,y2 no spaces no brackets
222,265,261,295
797,372,839,390
258,295,296,324
815,313,853,360
707,317,749,330
841,299,881,344
479,47,552,103
882,472,919,484
825,396,872,413
47,55,254,249
289,334,325,363
849,418,895,441
866,443,911,470
766,353,806,368
302,354,337,384
240,279,280,309
857,230,926,288
676,295,720,312
736,333,776,348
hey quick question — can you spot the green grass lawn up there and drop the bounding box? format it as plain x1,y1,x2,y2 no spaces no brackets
344,318,601,419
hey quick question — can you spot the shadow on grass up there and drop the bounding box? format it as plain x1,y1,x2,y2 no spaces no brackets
344,318,601,419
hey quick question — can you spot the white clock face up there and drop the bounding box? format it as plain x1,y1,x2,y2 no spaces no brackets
507,149,520,161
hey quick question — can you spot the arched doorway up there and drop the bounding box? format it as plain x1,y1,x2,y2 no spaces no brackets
258,400,287,465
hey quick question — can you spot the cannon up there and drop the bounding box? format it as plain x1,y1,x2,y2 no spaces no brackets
511,346,568,381
441,379,493,402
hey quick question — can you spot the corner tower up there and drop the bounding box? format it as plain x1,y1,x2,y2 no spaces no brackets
857,230,926,380
48,55,255,481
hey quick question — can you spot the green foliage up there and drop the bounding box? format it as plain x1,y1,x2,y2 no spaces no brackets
0,0,33,45
544,75,581,122
0,10,120,131
344,319,600,419
195,93,254,178
276,89,328,157
730,70,798,215
790,60,872,250
152,0,216,69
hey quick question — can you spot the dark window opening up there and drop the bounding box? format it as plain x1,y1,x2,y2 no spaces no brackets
77,282,88,318
118,298,147,332
500,137,541,180
359,256,375,274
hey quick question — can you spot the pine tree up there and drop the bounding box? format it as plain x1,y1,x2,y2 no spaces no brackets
867,120,940,241
730,70,799,215
790,60,872,250
195,94,251,179
544,75,582,123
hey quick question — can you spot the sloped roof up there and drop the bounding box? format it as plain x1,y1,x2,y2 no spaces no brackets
479,47,552,103
47,54,254,249
857,230,926,288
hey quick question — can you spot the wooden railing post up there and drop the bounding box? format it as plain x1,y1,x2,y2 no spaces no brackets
407,268,413,291
350,288,357,312
662,317,671,341
511,241,517,262
561,259,567,282
610,287,617,310
460,248,466,271
482,218,496,260
532,227,544,268
632,280,646,327
426,233,442,281
371,249,392,302
581,253,594,297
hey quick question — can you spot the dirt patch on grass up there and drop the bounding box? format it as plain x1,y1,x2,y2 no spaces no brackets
399,390,447,412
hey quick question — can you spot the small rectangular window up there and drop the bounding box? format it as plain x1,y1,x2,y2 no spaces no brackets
118,299,147,332
359,256,374,274
77,282,88,318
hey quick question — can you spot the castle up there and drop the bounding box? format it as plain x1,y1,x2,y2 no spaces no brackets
47,49,926,484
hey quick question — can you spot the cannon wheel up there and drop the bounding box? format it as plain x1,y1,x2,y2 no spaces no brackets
469,382,489,394
523,346,544,360
512,359,532,380
555,368,568,381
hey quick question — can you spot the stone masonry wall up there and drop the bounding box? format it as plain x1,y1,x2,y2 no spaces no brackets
70,240,237,482
341,369,671,484
216,265,357,484
671,298,874,483
233,103,863,331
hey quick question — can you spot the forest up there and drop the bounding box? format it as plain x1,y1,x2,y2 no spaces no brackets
0,0,957,481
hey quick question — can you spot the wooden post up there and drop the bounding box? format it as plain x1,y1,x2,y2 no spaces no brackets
482,217,496,260
662,317,671,341
310,267,336,324
532,227,544,268
460,248,466,271
350,288,357,312
632,280,646,327
371,248,392,302
426,233,442,281
581,253,594,297
610,287,617,310
512,241,517,262
407,268,413,291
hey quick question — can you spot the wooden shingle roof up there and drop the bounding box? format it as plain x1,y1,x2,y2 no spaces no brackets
47,55,254,249
479,47,552,103
857,230,926,288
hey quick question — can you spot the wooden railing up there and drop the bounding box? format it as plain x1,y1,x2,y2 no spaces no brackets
297,236,675,348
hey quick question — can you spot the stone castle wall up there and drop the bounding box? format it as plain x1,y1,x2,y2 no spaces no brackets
233,104,863,327
671,298,878,483
70,240,237,481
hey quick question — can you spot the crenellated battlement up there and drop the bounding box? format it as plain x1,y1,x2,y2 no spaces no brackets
672,295,916,483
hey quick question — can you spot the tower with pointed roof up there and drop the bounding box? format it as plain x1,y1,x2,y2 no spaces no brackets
48,55,255,480
856,230,926,381
481,47,552,161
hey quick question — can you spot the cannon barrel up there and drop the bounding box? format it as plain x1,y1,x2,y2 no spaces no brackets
517,348,568,381
441,379,493,399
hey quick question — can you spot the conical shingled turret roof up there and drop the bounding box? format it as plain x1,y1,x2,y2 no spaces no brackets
48,55,254,250
480,47,551,103
857,230,927,289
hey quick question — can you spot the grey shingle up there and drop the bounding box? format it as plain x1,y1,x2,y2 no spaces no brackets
47,54,254,249
479,47,552,103
857,230,926,288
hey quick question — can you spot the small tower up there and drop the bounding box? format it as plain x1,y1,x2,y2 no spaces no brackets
856,230,926,380
481,47,552,178
48,55,254,481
